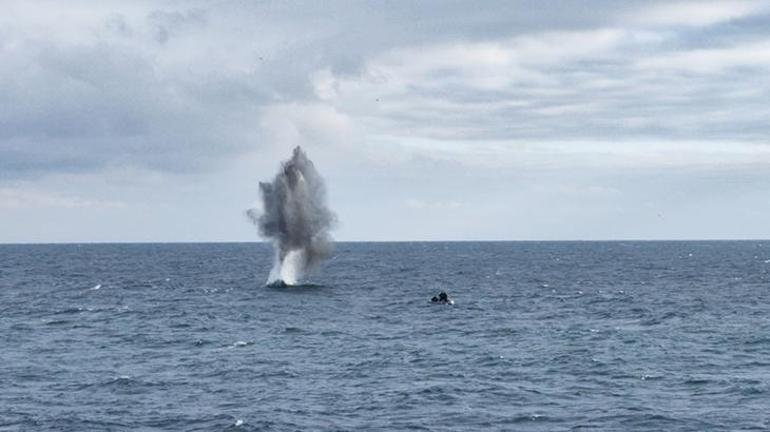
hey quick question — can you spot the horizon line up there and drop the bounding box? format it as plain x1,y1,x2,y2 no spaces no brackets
1,238,769,246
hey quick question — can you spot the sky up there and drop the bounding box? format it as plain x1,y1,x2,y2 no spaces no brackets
1,0,769,242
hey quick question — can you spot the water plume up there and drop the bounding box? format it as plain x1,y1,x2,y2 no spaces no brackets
247,147,336,286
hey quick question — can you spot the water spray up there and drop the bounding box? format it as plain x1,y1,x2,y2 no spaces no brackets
247,147,336,286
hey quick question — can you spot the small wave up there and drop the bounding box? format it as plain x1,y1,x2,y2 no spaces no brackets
73,375,156,392
193,339,210,347
505,414,551,424
53,307,85,315
319,329,347,336
45,319,72,326
640,374,664,381
683,377,714,386
727,383,767,396
745,336,770,346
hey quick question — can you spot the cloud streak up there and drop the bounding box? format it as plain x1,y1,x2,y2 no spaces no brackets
622,0,769,27
0,186,125,209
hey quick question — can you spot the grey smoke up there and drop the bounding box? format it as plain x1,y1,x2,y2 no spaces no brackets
248,146,336,285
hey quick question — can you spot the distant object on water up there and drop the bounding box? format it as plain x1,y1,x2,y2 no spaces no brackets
266,279,289,288
431,291,454,305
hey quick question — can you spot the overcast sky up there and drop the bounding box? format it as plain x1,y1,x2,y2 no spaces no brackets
1,0,769,242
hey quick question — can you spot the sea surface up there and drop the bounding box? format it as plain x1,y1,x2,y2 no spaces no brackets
1,241,769,431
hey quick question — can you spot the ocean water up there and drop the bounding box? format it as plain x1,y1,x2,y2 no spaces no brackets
1,241,769,431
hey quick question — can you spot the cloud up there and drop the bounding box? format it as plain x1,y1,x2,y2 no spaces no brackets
622,0,769,27
2,1,770,242
258,103,354,150
0,3,305,179
0,186,125,209
2,0,770,182
405,198,463,210
635,40,770,73
310,19,770,161
359,137,770,171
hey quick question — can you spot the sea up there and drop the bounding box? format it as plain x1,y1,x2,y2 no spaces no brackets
1,241,768,431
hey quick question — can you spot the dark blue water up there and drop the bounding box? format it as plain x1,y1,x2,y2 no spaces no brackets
1,242,769,431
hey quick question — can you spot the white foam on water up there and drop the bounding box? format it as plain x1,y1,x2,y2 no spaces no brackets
266,248,306,286
266,248,282,285
279,249,305,285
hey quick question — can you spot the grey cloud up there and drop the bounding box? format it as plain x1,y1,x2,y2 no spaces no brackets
0,8,270,177
148,8,208,44
325,29,770,148
2,0,770,182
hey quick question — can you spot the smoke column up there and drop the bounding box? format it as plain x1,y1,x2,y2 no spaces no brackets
248,147,336,286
